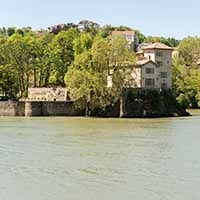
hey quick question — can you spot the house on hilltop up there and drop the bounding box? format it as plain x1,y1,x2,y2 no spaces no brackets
48,24,66,34
78,20,100,32
47,23,77,34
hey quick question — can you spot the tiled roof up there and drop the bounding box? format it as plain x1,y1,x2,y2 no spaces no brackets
136,59,157,66
142,42,173,50
136,51,144,54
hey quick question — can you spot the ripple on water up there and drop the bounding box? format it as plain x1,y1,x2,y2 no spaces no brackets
0,115,200,200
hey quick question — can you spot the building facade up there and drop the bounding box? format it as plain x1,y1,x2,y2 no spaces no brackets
135,42,173,89
27,88,68,101
112,30,138,51
107,42,173,90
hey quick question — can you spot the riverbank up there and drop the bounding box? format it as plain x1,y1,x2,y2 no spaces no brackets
0,101,84,117
187,109,200,116
0,99,189,118
119,89,190,118
0,88,189,118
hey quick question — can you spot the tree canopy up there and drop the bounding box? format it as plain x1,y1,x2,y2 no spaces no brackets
173,36,200,108
65,36,136,115
0,23,194,112
0,26,136,103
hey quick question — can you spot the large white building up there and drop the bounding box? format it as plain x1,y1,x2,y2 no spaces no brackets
134,42,174,89
107,42,174,89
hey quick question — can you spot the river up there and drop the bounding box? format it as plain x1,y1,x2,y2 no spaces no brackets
0,110,200,200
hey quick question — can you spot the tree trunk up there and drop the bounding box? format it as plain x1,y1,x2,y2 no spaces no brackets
119,96,124,118
85,102,89,117
85,93,91,117
33,66,37,87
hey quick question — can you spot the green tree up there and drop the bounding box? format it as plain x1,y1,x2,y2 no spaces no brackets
35,33,55,87
145,36,179,47
65,67,105,116
177,36,200,66
73,33,93,56
173,37,200,108
49,29,79,86
65,36,136,116
135,31,146,44
7,27,16,36
0,64,18,99
99,25,115,38
4,33,40,97
0,36,19,98
173,54,200,108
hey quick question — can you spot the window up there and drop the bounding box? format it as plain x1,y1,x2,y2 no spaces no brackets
126,35,132,41
161,72,167,78
156,51,163,57
157,61,163,67
145,78,155,87
145,68,154,74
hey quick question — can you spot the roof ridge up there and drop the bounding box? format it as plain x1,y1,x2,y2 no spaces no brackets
141,42,173,50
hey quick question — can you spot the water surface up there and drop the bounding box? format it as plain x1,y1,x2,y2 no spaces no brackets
0,111,200,200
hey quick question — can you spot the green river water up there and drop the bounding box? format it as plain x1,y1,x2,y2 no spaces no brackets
0,110,200,200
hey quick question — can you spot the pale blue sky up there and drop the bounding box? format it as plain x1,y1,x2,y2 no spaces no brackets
1,0,199,39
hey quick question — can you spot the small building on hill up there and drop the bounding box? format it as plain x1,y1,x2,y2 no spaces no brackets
26,88,68,101
78,20,100,31
112,30,138,51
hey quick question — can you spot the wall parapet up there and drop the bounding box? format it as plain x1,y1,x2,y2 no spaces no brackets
0,101,84,117
0,101,25,116
0,90,189,118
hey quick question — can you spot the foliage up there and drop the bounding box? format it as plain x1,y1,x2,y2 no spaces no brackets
48,29,79,86
145,36,179,47
99,25,115,38
122,88,187,117
135,31,146,44
177,36,200,66
73,33,93,56
0,28,80,98
0,21,187,113
173,37,200,108
99,25,133,38
65,36,136,115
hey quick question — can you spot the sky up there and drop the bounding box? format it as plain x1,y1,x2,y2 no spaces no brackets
1,0,200,39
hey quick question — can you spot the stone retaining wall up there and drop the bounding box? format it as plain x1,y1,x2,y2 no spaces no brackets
0,89,189,118
0,101,83,117
25,101,84,116
0,101,25,116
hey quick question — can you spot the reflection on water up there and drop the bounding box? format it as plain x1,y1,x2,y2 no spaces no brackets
0,111,200,200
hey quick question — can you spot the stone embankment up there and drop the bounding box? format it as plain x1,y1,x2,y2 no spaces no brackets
0,89,189,117
0,101,83,117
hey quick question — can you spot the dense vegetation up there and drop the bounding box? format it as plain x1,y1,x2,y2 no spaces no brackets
122,88,188,117
0,26,135,114
135,31,180,47
0,23,199,110
173,37,200,108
